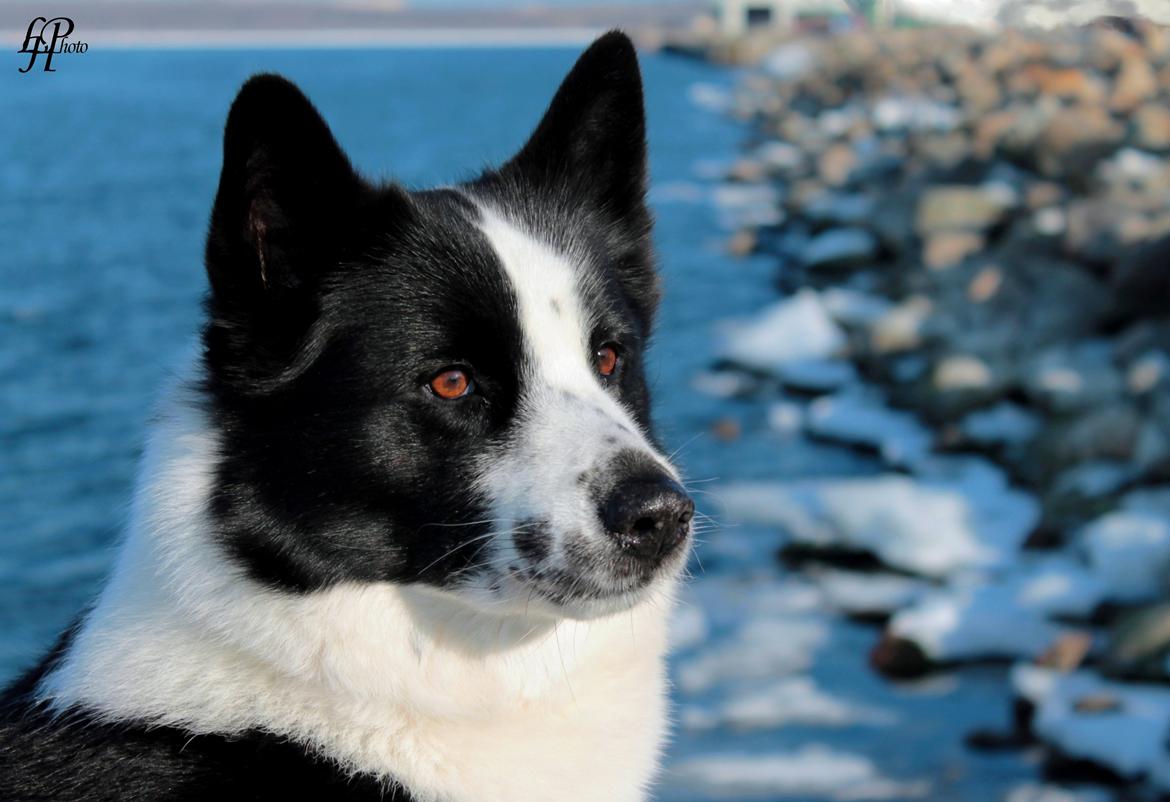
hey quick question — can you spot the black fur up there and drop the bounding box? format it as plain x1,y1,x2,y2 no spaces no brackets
1,31,660,800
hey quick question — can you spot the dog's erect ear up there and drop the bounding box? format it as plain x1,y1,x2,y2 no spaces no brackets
205,74,366,310
503,31,648,216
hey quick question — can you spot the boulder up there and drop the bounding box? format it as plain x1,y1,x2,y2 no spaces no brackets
1132,104,1170,151
916,185,1012,235
924,231,986,270
1035,106,1126,186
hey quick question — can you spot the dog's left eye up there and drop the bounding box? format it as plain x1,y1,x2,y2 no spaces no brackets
594,344,620,378
429,368,472,400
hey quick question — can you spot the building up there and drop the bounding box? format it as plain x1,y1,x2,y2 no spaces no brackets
713,0,859,36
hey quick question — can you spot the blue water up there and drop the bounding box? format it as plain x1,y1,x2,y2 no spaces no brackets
2,48,1040,800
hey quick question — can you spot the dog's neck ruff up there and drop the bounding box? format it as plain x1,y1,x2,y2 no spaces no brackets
38,386,675,802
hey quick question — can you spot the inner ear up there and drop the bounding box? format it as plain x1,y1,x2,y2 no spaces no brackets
206,74,366,310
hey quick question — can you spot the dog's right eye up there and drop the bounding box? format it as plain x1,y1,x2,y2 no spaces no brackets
428,368,472,400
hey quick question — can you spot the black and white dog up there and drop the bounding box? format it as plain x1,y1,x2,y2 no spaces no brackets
0,31,693,801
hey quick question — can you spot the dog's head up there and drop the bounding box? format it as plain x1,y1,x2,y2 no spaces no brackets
200,32,691,620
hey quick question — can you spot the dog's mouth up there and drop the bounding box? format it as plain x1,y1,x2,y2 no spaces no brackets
497,519,693,617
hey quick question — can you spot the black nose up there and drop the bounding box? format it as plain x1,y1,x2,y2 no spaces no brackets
601,476,694,562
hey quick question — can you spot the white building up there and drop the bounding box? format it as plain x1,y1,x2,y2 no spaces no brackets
713,0,852,36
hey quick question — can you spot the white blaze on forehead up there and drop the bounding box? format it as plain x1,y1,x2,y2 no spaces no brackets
473,207,598,390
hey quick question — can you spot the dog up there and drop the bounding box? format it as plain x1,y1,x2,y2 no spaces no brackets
0,31,693,802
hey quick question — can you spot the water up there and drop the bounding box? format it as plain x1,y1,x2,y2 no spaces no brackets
2,48,1040,799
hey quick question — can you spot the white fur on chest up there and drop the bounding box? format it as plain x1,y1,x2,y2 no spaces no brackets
39,393,676,802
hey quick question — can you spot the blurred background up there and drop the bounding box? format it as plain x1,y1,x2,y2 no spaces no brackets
3,1,1170,800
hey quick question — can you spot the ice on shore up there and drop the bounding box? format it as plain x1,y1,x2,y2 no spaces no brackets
717,463,1039,578
806,390,934,468
1004,784,1113,802
669,746,929,799
1013,665,1170,787
1077,511,1170,604
778,359,859,394
812,569,926,618
683,676,897,731
712,183,784,229
676,616,829,693
821,287,893,329
719,290,846,375
887,557,1103,662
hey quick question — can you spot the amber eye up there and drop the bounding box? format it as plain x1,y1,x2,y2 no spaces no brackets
429,368,471,400
595,344,619,378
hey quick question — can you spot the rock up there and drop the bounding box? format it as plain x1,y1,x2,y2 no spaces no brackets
1105,601,1170,680
1023,341,1125,414
726,158,766,183
1035,106,1126,185
1111,234,1170,319
1064,198,1167,265
1128,351,1170,396
956,62,1002,115
967,265,1004,302
1071,694,1123,715
802,193,873,227
1013,65,1106,106
1026,181,1065,209
817,143,857,187
960,402,1043,449
1050,460,1136,502
1032,207,1066,237
870,634,933,678
800,227,877,270
916,185,1011,235
711,417,741,442
933,354,996,393
868,296,933,355
1114,321,1170,364
975,106,1040,160
1049,404,1145,466
1110,55,1157,113
924,231,985,270
1038,632,1093,672
726,229,757,257
913,354,1007,421
1132,104,1170,151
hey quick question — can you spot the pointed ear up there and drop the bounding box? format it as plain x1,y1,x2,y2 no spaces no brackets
502,31,648,217
205,74,365,311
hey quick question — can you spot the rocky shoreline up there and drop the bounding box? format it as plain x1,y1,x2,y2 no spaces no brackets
704,21,1170,796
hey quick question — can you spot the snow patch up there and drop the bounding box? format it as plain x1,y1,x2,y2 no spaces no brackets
677,616,829,693
683,677,897,731
806,390,934,468
718,464,1039,578
720,290,847,375
670,746,930,799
